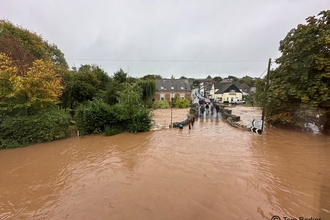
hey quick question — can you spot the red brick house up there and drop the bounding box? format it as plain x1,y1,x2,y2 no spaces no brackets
154,79,191,102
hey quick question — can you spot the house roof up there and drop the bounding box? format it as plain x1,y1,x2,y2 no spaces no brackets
240,83,251,93
156,79,191,91
204,84,212,92
214,82,242,94
214,82,223,90
214,81,241,90
205,75,213,81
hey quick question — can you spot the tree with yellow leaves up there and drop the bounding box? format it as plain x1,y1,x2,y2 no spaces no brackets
0,53,63,116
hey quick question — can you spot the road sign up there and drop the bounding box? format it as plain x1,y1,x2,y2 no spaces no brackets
251,119,263,134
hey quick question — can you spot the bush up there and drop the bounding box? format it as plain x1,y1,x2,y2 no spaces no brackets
126,108,152,133
174,98,190,108
75,99,115,135
0,139,21,149
152,100,170,109
0,108,71,149
75,98,153,136
104,125,123,136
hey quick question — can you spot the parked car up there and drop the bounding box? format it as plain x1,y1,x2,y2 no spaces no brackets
231,99,245,104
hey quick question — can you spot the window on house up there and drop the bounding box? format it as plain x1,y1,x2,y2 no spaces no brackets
180,94,185,99
229,89,236,95
160,93,165,100
181,87,184,90
160,86,164,90
171,86,174,90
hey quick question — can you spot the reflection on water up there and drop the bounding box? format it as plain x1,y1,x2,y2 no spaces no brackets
0,114,329,219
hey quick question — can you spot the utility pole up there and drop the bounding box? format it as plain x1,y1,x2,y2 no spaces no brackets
261,58,271,134
170,79,173,128
170,99,173,128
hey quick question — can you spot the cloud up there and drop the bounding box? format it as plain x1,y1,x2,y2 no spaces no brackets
1,0,329,79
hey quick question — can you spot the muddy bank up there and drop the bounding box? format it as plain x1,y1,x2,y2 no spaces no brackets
150,108,190,130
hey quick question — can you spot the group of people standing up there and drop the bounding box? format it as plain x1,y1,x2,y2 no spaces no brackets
179,100,220,130
199,102,220,117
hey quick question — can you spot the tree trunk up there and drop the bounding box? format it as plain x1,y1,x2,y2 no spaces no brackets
323,122,330,135
323,110,330,135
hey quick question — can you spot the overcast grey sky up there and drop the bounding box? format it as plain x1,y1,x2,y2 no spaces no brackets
1,0,329,79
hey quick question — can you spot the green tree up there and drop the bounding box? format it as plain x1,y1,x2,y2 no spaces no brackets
192,79,200,86
127,76,137,84
0,20,68,72
213,76,222,82
238,75,254,87
60,64,111,110
141,74,162,80
152,100,170,109
0,20,69,115
44,42,69,73
174,98,190,108
0,20,48,61
262,10,330,133
113,68,127,84
113,83,152,132
227,75,238,82
103,78,120,106
136,79,156,106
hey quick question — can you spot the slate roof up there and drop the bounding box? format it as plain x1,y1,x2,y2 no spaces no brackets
240,83,251,93
214,82,242,94
204,84,212,92
205,75,213,81
156,79,191,91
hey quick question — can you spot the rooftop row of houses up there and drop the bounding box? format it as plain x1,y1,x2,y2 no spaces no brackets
153,78,256,103
154,79,191,102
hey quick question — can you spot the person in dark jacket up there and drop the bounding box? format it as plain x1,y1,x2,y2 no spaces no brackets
215,104,220,114
205,103,209,115
200,105,205,116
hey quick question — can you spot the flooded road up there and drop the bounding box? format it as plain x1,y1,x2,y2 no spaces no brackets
0,107,330,219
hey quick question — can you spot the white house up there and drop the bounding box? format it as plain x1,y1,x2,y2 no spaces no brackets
214,82,243,103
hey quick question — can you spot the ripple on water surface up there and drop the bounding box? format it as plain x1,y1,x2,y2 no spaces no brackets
0,114,329,219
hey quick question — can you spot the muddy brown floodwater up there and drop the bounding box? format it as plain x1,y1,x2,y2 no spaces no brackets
0,106,330,220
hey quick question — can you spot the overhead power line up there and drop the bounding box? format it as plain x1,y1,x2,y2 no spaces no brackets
259,68,268,78
66,58,268,63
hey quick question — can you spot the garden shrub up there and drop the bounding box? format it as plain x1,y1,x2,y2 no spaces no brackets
74,99,115,135
0,108,71,149
152,100,170,109
174,98,190,108
125,108,152,133
75,98,153,136
104,125,123,136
